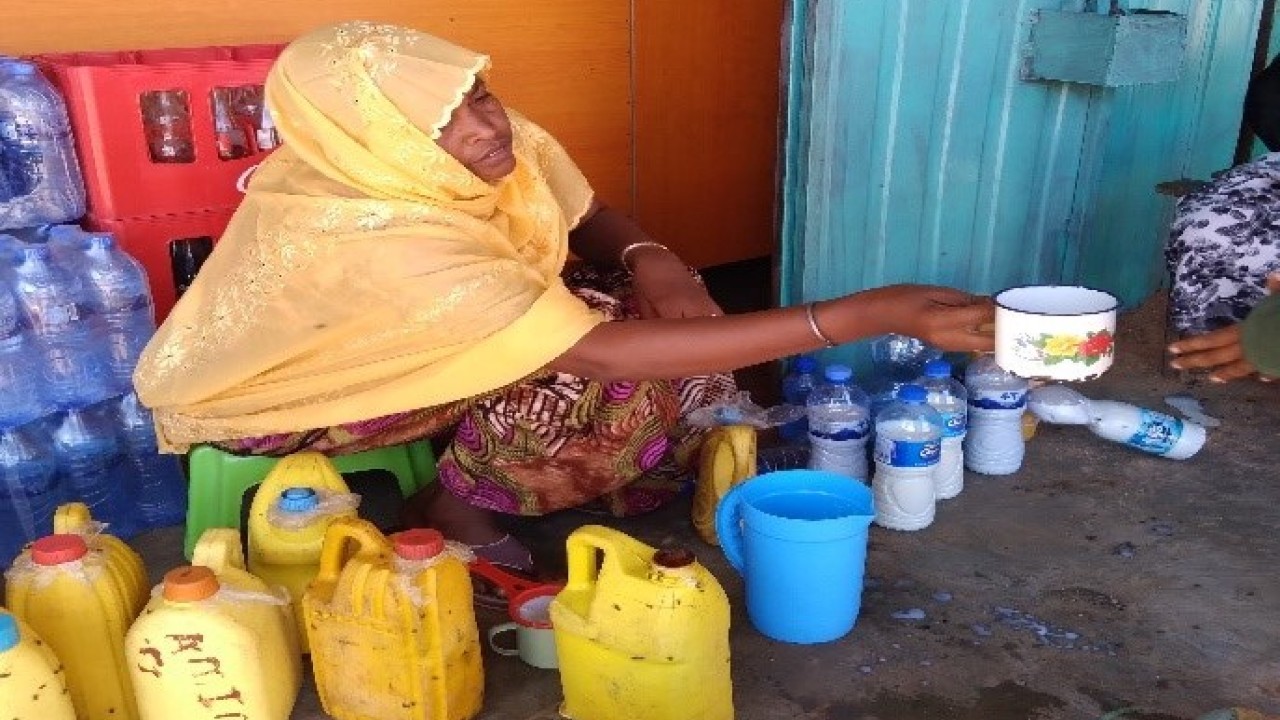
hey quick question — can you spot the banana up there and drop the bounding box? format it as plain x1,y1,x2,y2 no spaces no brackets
692,424,758,545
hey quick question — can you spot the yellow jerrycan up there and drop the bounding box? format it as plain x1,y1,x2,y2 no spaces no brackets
3,502,147,720
550,525,734,720
303,518,483,720
125,528,302,720
692,424,757,545
247,451,360,651
0,609,76,719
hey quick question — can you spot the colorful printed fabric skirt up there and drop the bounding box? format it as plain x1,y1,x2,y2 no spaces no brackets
217,264,739,517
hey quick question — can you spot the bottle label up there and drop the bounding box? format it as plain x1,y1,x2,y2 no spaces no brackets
810,418,870,441
1126,410,1182,455
969,388,1027,410
874,435,941,468
939,410,967,438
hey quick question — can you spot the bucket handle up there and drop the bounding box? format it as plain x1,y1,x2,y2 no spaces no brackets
192,528,246,574
714,483,750,575
314,517,392,587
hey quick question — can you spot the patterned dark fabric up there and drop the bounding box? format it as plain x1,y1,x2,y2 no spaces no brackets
1166,153,1280,334
217,264,739,517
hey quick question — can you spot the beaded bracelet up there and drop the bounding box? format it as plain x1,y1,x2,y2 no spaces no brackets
805,301,837,348
619,241,670,270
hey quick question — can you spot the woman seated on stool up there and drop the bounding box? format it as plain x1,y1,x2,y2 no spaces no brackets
133,21,994,574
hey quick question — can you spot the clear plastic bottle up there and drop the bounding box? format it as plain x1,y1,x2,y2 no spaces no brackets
11,243,114,409
0,424,61,566
0,282,53,429
0,61,85,230
917,359,968,499
113,391,185,530
962,355,1029,475
872,384,942,531
866,333,942,419
139,89,195,164
1087,400,1206,459
49,405,136,538
779,355,820,443
80,232,154,392
806,364,872,480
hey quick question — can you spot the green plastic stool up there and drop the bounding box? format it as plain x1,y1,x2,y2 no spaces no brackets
183,440,437,559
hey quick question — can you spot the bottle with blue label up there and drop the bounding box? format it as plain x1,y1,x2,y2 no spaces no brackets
1086,400,1205,459
49,404,137,538
806,364,872,480
0,60,86,230
0,423,61,567
780,355,820,443
113,391,186,530
962,355,1029,476
80,232,155,392
917,359,967,500
872,384,942,531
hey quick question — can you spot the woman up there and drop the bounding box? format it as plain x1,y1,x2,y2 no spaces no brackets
134,21,994,572
1168,272,1279,383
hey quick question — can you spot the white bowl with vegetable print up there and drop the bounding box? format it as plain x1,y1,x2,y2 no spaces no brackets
994,285,1118,381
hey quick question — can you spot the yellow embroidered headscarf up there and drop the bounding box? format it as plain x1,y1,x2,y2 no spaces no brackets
133,21,600,452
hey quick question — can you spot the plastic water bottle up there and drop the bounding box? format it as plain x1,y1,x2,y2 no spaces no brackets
872,384,942,531
963,355,1029,475
49,405,137,538
0,284,53,429
113,391,186,529
779,355,820,443
0,424,60,566
0,61,85,230
866,334,942,419
1087,400,1206,459
80,232,155,392
10,243,114,409
917,359,967,500
806,364,872,480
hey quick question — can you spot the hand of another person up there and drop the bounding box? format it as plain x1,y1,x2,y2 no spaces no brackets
842,284,995,353
628,247,724,319
1166,272,1280,383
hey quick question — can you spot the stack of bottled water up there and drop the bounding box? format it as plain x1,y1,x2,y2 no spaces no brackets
0,226,185,566
0,59,85,231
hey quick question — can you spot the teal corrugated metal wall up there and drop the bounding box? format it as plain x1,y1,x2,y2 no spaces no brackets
780,0,1262,366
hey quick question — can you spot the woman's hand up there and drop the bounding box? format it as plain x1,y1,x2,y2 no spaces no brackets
826,284,995,353
1167,272,1280,383
628,246,724,319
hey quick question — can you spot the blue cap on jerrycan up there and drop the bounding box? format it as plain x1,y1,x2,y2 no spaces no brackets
278,487,320,513
0,613,19,652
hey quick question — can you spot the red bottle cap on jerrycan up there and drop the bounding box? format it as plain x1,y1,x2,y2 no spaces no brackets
391,529,445,560
31,534,89,565
163,566,221,602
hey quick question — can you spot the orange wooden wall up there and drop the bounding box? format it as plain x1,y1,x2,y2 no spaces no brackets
0,0,781,266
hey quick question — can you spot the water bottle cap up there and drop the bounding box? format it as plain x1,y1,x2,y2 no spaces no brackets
923,359,952,378
391,529,445,560
31,534,88,565
162,566,220,602
897,384,927,403
0,613,19,652
653,547,697,569
793,355,818,373
823,364,853,382
277,487,320,513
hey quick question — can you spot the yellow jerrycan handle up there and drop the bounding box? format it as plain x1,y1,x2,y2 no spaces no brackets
192,528,247,574
314,517,393,587
52,502,94,534
564,525,653,594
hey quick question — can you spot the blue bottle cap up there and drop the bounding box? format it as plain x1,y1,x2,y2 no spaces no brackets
923,359,952,378
897,384,927,403
278,487,320,513
793,355,819,373
823,364,853,382
0,613,19,652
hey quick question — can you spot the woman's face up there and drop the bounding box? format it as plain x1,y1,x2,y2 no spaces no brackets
435,80,516,183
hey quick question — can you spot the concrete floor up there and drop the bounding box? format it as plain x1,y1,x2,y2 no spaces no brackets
19,264,1274,720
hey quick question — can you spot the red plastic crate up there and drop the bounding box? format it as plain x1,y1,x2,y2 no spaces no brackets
86,207,235,322
34,44,284,220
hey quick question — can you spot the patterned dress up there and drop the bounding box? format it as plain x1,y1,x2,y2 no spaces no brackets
217,264,739,517
1166,153,1280,334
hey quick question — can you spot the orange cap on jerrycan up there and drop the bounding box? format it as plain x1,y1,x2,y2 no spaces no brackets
3,503,147,720
0,610,76,719
303,517,484,720
125,528,302,720
550,525,734,720
247,451,360,653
